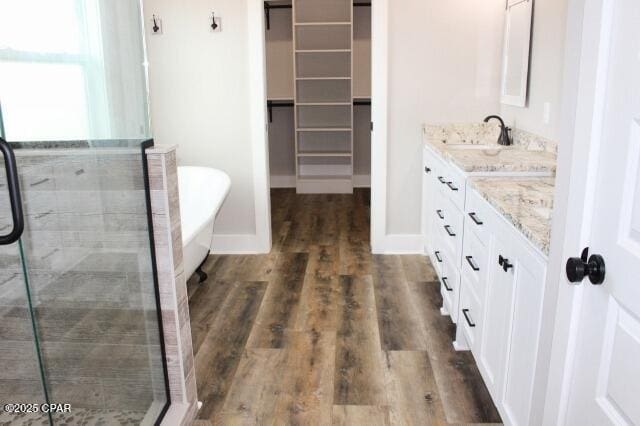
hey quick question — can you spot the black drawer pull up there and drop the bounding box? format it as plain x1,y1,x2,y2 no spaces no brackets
438,176,446,184
498,255,504,266
446,182,459,191
465,255,480,272
436,209,444,219
468,212,483,225
442,277,452,292
462,309,476,327
434,251,442,263
444,225,456,237
424,166,431,173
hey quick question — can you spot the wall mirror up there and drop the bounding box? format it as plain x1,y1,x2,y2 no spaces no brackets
500,0,533,107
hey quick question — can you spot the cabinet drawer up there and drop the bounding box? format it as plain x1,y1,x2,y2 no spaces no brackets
443,163,466,211
465,184,493,243
440,251,460,323
436,198,463,267
460,275,482,352
431,246,444,278
433,160,466,212
462,226,488,300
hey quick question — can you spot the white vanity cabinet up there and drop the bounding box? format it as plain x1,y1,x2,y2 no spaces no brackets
463,185,548,426
422,144,550,425
470,193,547,425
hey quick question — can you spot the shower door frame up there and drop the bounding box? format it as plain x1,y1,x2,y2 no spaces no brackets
141,138,172,425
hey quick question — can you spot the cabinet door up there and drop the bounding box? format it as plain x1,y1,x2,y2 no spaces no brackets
501,249,546,426
479,232,547,425
478,236,515,401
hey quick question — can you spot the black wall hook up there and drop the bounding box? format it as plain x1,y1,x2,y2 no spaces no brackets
211,12,219,30
152,15,160,33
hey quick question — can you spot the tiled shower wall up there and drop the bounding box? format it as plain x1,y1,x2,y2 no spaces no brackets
146,145,199,425
0,146,174,424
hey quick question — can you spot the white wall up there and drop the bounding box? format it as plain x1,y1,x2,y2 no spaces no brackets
143,0,269,253
500,0,569,141
385,0,504,235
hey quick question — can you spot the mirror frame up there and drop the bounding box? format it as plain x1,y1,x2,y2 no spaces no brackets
500,0,534,107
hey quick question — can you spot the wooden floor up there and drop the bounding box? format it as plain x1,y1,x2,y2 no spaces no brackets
188,189,501,425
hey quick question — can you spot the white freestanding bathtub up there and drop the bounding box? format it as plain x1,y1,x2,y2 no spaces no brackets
178,166,231,282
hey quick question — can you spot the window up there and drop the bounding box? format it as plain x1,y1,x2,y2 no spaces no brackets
0,0,149,142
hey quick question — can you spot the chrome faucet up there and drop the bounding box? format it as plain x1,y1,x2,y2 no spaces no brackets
483,115,512,146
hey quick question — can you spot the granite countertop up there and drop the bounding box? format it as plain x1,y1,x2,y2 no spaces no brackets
469,177,555,254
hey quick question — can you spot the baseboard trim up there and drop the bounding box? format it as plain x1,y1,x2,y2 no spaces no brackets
269,174,371,189
353,174,371,188
270,175,296,188
372,233,424,254
211,234,270,254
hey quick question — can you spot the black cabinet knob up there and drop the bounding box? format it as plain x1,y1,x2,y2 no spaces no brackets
502,259,513,272
498,255,512,272
566,247,605,285
424,166,431,173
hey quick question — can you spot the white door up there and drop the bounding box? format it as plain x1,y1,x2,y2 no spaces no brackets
563,0,640,423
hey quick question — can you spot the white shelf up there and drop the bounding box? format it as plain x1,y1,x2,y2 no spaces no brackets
296,49,351,53
296,77,351,80
298,174,353,180
294,22,351,26
297,151,352,157
296,128,352,132
297,102,351,106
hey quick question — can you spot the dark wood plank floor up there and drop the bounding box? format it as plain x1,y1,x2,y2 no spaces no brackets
188,189,501,425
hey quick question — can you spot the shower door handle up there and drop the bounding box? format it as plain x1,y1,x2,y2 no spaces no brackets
0,137,24,245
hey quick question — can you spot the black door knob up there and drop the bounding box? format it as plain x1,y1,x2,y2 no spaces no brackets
566,247,605,285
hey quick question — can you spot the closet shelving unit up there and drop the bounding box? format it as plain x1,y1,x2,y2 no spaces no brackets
265,0,371,193
293,0,354,193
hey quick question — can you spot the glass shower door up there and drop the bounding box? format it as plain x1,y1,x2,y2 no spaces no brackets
0,1,170,424
0,139,50,425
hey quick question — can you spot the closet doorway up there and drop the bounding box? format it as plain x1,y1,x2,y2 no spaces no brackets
264,0,372,194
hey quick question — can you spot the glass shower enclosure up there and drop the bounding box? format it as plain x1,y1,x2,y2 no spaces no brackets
0,1,170,425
